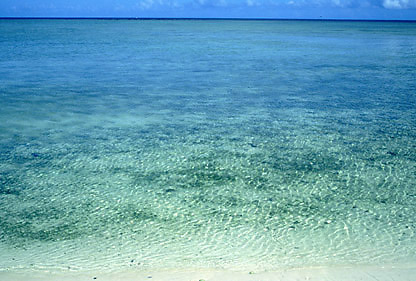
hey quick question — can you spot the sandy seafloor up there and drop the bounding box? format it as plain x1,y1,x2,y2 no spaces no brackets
1,266,416,281
1,19,416,280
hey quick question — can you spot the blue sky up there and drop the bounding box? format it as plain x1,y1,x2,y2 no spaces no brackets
1,0,415,20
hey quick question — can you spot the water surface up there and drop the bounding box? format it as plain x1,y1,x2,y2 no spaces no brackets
1,19,416,273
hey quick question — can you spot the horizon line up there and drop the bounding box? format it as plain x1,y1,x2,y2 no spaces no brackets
1,17,415,22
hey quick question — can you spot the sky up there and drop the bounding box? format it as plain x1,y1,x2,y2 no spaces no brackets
1,0,416,20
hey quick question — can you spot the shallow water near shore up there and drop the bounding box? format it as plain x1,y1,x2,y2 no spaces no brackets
0,19,416,273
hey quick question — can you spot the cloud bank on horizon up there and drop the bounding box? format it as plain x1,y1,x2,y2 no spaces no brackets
0,0,415,19
95,0,416,10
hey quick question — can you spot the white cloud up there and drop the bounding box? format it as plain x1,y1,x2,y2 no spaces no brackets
271,0,416,9
272,0,374,8
383,0,404,8
137,0,154,10
134,0,183,10
133,0,415,10
382,0,416,8
246,0,261,6
195,0,228,7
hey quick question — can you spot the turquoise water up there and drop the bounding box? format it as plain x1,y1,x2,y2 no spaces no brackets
1,19,416,273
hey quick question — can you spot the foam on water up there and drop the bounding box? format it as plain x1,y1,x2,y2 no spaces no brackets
0,19,416,273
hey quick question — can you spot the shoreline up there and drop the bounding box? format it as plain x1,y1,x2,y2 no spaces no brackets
1,265,416,281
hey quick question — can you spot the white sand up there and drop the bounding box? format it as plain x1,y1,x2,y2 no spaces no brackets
1,265,416,281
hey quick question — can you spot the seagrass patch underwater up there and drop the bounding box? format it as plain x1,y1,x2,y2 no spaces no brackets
0,19,416,272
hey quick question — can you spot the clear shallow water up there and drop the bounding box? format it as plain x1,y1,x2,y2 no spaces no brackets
0,19,416,273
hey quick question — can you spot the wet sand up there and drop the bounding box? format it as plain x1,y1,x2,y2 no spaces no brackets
1,265,416,281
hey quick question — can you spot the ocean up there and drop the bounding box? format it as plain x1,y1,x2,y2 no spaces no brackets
0,19,415,274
